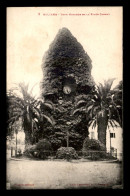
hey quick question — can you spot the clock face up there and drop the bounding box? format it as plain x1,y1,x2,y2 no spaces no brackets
63,86,71,94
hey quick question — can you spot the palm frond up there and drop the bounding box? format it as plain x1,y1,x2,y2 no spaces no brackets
108,120,115,131
8,114,22,125
112,104,121,125
97,84,103,99
104,78,116,92
86,105,93,113
29,83,38,96
42,114,55,126
72,108,85,115
75,100,87,107
110,119,119,128
92,119,97,129
88,118,97,129
43,102,54,110
55,106,65,113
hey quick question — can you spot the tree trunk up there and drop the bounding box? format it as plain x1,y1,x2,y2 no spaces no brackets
24,131,32,148
97,110,108,148
67,129,69,147
15,133,17,156
24,120,33,148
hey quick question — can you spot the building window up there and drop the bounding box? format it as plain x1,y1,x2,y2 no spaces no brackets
110,133,116,138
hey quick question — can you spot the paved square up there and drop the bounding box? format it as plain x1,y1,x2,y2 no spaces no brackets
7,159,123,189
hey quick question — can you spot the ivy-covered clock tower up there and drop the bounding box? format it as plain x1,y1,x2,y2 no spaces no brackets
40,27,95,150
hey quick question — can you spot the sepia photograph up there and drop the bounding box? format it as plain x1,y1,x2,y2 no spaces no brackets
6,6,123,189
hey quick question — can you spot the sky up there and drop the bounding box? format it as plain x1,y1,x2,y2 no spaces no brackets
7,7,123,97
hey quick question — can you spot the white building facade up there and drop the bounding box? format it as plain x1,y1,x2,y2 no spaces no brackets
89,123,123,161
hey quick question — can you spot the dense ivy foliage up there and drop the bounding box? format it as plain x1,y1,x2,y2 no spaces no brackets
82,138,106,151
41,28,95,97
40,28,95,151
56,147,78,160
24,138,52,159
7,28,122,158
82,138,115,160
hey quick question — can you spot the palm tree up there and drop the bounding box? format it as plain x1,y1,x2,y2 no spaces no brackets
112,81,123,127
7,83,55,147
33,98,55,142
73,79,122,147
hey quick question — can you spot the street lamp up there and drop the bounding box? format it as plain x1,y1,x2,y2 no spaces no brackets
15,129,18,157
110,133,111,154
66,121,71,148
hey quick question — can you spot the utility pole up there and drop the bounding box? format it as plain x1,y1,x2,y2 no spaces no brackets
110,131,111,154
11,127,13,157
67,129,69,147
15,130,18,157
